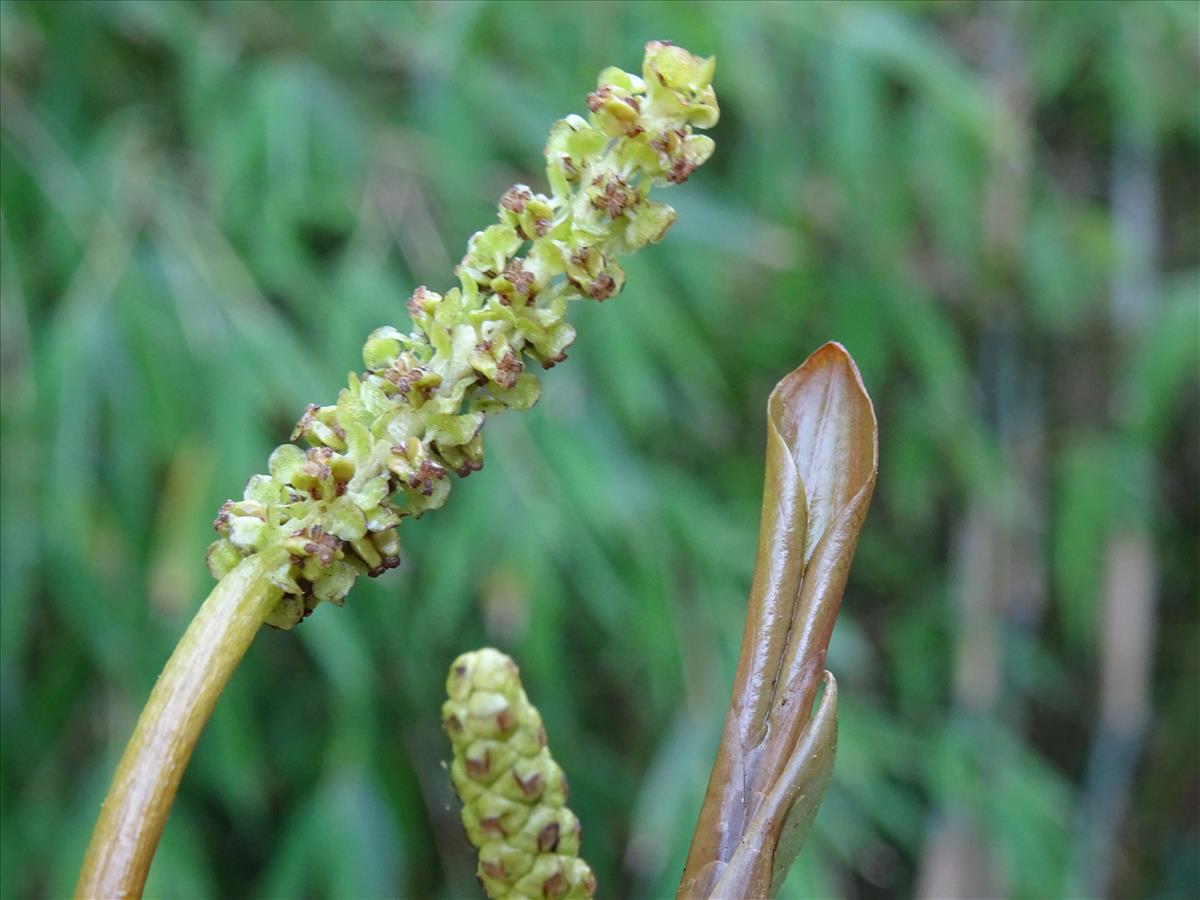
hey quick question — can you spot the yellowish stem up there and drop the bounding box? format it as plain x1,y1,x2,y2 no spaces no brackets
75,553,281,899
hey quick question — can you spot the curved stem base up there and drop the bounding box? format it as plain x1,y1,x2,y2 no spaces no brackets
75,554,280,899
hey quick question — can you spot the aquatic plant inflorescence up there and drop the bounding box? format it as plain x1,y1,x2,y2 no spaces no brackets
444,648,596,899
205,42,719,627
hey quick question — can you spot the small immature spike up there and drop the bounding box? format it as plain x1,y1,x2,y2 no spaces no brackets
442,648,596,900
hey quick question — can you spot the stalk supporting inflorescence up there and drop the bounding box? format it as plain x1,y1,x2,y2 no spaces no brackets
207,41,720,628
75,554,284,899
443,649,596,899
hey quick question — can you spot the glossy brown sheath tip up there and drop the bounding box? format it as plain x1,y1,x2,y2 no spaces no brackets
678,342,878,899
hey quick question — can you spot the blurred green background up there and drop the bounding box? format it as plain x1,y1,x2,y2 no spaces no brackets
1,1,1197,898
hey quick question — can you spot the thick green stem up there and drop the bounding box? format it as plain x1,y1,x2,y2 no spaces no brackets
75,553,281,899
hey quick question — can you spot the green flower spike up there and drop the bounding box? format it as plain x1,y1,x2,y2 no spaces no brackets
443,648,596,900
205,40,719,628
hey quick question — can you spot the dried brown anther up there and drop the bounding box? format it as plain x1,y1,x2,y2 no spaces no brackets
406,285,436,319
408,459,447,496
291,403,321,441
500,186,532,213
495,352,524,389
586,274,617,301
298,525,340,567
386,355,433,399
303,447,333,480
592,177,632,218
502,260,535,297
667,157,696,184
455,459,484,478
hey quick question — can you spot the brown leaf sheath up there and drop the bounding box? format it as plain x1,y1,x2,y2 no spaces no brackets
678,343,878,899
711,671,839,899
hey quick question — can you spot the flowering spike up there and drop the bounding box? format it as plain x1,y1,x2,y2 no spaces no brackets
205,42,718,627
443,648,596,899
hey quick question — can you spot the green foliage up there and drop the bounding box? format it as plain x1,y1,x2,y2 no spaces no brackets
1,2,1196,898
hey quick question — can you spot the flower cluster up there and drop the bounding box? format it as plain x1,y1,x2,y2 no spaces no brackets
206,42,718,628
443,649,595,899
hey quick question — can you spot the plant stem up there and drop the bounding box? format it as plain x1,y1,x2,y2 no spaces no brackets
75,553,281,899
